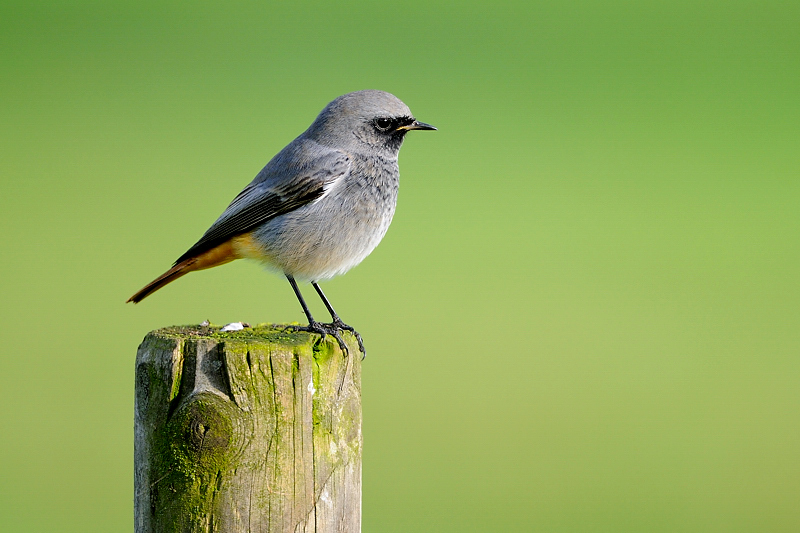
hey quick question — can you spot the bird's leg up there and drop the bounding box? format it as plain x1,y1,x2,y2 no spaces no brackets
285,275,349,355
312,282,366,359
286,274,317,324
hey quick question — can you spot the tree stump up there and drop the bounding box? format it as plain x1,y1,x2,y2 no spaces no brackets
134,324,362,533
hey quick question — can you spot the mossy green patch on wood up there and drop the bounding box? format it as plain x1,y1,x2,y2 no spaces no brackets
155,322,361,355
155,322,309,345
150,393,241,531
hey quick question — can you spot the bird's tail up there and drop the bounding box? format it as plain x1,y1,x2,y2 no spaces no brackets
126,240,238,303
126,260,196,303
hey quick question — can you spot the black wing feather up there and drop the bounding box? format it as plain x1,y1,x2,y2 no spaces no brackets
173,151,350,265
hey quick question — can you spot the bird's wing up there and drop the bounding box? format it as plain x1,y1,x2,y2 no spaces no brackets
173,149,351,265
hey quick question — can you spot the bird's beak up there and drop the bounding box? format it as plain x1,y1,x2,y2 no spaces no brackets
398,120,437,131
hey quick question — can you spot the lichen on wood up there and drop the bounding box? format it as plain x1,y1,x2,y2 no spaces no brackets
134,324,361,533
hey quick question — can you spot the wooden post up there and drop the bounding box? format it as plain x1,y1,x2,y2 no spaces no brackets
134,324,362,533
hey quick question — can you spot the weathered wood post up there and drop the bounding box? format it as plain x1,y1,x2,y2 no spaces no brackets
134,324,361,532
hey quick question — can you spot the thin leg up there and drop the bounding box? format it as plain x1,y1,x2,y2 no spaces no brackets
312,282,340,321
284,275,350,356
312,282,366,359
286,274,316,324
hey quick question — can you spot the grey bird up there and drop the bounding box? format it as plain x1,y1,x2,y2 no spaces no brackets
127,90,436,355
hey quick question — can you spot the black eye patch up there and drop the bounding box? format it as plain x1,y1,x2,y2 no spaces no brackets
373,115,415,133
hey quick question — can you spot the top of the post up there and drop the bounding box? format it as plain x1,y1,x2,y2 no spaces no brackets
152,323,314,345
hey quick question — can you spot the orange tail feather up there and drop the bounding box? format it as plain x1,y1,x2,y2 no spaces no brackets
126,240,238,303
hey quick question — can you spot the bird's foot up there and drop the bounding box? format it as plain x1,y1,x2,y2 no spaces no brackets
328,318,366,359
286,321,365,359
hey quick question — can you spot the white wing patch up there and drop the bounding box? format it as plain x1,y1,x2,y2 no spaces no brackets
313,169,347,204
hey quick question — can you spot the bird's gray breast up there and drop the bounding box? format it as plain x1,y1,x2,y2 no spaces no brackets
253,153,400,281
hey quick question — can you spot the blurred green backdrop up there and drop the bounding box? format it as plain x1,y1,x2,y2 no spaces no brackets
1,1,798,531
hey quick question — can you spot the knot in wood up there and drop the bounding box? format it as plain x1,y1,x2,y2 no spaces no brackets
175,393,235,460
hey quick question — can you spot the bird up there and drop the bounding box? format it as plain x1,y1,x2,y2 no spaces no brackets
127,90,436,356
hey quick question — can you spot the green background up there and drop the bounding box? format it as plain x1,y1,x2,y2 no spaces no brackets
1,1,798,531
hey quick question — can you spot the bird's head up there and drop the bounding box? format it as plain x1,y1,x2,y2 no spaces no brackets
307,90,436,156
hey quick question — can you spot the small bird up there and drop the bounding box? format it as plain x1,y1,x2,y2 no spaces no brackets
127,90,435,356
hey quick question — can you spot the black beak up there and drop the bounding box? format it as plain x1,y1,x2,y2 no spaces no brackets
399,120,437,131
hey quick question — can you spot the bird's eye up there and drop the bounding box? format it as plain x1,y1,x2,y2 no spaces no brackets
374,117,393,132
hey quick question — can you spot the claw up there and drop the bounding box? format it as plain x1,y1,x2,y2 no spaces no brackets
286,321,356,357
330,316,367,361
331,319,366,360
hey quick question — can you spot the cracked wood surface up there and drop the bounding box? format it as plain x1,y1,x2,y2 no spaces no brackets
134,324,361,532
